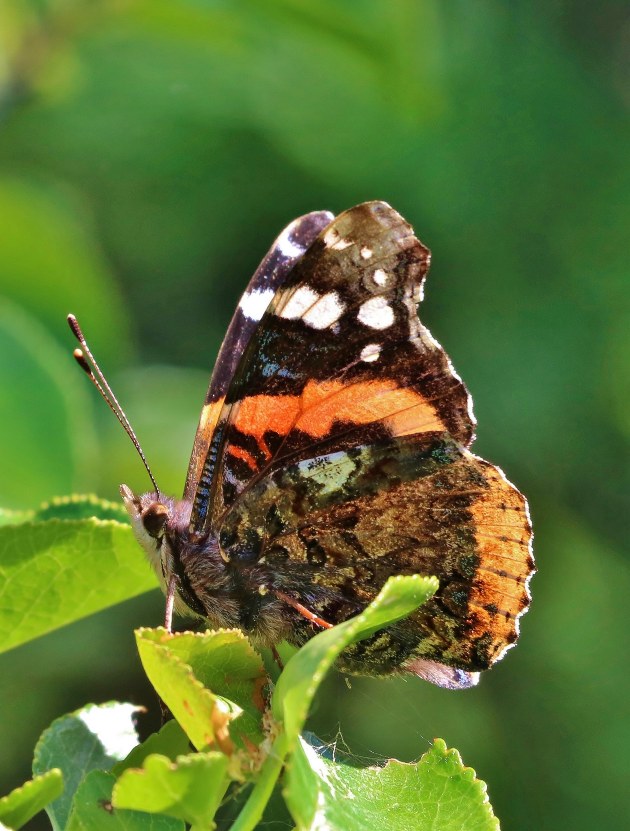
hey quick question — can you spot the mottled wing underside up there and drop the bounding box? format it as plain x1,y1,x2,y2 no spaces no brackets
218,432,533,676
190,202,475,532
184,210,333,502
181,200,533,683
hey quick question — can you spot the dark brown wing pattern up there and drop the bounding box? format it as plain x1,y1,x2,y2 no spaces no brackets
189,202,475,533
184,209,333,504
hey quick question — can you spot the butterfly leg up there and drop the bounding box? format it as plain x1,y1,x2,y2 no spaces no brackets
155,574,179,726
273,589,333,630
271,645,285,671
164,573,178,632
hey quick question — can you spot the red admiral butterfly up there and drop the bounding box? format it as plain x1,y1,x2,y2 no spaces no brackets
69,201,534,689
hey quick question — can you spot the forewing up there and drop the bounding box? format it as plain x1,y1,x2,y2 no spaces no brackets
219,432,534,678
184,209,334,501
190,201,475,532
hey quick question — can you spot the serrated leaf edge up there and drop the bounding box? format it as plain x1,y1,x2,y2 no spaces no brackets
136,626,266,668
2,516,132,532
136,631,239,756
0,769,63,827
0,508,33,521
112,751,230,826
38,494,124,511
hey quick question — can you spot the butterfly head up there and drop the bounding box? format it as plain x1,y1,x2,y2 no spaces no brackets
119,484,178,578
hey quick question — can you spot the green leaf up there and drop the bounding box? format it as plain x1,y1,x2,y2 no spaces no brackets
0,518,157,654
113,720,191,777
135,629,236,755
0,508,32,527
66,770,184,831
285,735,499,831
33,702,141,831
0,493,130,527
0,495,129,528
0,769,63,830
113,752,230,830
272,574,439,746
148,629,267,748
230,576,438,831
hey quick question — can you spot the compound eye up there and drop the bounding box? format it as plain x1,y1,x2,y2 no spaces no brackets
142,503,169,539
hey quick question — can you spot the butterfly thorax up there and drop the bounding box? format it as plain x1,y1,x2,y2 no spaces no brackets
120,484,294,645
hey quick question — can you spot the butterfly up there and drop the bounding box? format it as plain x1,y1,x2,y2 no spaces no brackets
69,201,534,690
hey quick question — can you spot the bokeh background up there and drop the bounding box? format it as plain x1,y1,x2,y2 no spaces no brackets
0,1,628,828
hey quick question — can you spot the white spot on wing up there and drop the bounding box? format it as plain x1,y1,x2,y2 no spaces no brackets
360,343,381,362
239,287,275,322
360,246,373,259
276,223,305,258
357,296,395,329
323,227,353,250
373,268,388,286
279,285,320,319
302,291,345,329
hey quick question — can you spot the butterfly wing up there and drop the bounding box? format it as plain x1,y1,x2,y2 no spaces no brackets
218,432,533,680
184,209,334,502
190,201,475,532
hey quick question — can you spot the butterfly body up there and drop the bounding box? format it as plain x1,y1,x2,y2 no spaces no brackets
122,489,286,642
120,202,534,690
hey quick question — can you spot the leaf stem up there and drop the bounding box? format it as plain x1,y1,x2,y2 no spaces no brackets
229,732,288,831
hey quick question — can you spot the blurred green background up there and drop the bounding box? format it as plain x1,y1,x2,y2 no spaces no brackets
0,1,628,828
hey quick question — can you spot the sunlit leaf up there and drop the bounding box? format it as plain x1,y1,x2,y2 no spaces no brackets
0,769,63,830
135,629,235,755
33,702,141,831
0,518,157,653
32,495,130,524
285,734,499,831
0,508,31,527
113,752,229,830
152,628,267,748
66,770,183,831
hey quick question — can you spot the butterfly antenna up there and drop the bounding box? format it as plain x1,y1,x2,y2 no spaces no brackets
67,313,161,498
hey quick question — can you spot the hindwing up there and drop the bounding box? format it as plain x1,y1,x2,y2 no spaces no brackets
218,432,533,677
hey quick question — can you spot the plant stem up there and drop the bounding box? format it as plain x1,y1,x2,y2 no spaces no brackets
229,733,289,831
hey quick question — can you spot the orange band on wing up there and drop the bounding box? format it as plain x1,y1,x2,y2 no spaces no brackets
227,444,260,471
231,379,445,445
